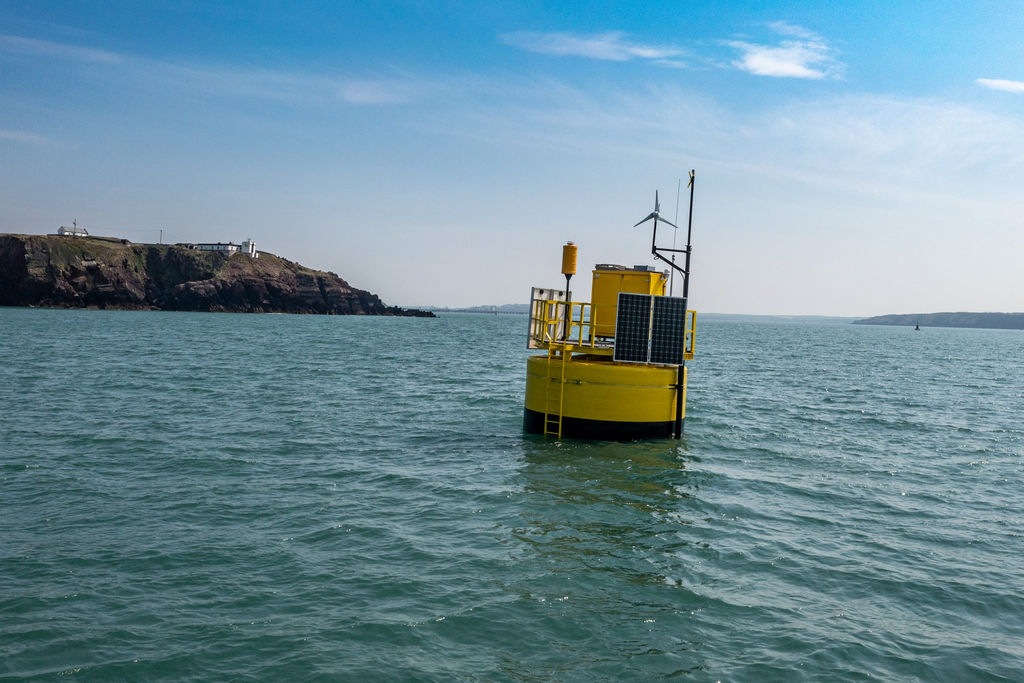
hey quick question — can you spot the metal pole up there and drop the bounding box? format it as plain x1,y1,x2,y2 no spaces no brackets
676,170,695,438
682,170,695,299
562,273,572,341
674,366,684,438
670,255,676,296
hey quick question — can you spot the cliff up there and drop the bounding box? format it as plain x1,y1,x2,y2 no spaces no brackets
0,234,434,316
853,312,1024,330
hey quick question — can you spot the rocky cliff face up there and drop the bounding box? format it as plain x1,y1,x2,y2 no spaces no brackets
0,234,433,316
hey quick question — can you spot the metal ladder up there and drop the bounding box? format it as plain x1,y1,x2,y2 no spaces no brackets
543,346,570,438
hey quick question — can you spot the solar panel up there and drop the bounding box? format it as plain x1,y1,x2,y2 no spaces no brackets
612,293,651,363
650,296,688,365
613,293,689,365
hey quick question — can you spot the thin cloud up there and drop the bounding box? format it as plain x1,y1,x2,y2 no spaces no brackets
0,33,123,64
337,80,410,104
727,22,840,79
501,31,683,64
0,33,413,107
977,78,1024,94
0,128,51,146
654,59,688,70
157,62,415,105
432,77,1024,202
770,20,821,41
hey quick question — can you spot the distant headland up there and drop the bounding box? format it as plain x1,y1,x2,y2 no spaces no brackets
853,312,1024,330
0,232,433,316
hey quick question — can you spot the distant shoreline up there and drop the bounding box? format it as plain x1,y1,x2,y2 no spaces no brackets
423,308,1024,331
852,312,1024,330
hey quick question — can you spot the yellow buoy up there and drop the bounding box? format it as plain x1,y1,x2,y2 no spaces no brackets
523,354,686,439
524,178,699,440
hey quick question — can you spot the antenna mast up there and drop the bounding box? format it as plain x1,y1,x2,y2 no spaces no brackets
633,176,693,290
682,170,695,299
670,177,681,296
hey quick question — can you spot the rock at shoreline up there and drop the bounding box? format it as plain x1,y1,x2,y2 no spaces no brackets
0,234,434,317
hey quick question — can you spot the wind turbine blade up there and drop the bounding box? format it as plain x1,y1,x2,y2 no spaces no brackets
633,212,657,227
659,216,679,230
655,190,660,213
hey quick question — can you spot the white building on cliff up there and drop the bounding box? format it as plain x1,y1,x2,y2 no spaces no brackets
193,239,258,257
57,223,89,237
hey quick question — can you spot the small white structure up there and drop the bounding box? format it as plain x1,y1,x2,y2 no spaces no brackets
197,242,239,254
58,224,89,237
191,239,258,258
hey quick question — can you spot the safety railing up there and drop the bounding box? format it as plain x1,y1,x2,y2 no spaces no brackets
541,301,597,348
528,299,606,351
683,310,697,361
528,294,697,362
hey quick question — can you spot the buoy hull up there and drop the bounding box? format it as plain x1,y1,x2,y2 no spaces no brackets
523,408,678,440
523,354,685,440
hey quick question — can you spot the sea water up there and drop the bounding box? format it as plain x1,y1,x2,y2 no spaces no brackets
1,308,1022,680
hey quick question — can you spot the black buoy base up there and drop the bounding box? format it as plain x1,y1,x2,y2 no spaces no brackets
523,408,680,441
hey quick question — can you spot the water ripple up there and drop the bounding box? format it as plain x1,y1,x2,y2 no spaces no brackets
1,310,1023,679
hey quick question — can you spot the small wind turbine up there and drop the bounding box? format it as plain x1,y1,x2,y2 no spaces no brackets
633,190,680,233
633,172,695,299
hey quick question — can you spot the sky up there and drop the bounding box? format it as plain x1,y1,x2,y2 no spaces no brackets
1,1,1022,315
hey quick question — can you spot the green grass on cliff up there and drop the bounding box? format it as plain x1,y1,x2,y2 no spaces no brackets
9,234,356,297
37,236,124,271
19,235,327,278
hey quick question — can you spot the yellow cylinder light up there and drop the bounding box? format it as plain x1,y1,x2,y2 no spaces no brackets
561,242,578,276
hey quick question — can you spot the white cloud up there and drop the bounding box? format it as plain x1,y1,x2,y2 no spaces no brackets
977,78,1024,94
0,33,123,64
501,25,840,78
727,22,840,79
501,31,683,64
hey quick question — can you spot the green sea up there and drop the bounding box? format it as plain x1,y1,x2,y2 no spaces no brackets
1,308,1022,680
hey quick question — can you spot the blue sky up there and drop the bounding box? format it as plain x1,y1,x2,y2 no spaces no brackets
2,1,1022,315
